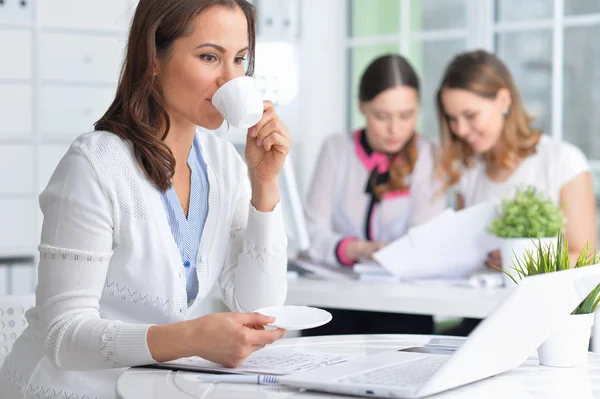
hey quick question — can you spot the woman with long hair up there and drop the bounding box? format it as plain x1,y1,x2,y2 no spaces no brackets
303,54,446,335
436,49,596,335
0,1,291,397
437,49,596,266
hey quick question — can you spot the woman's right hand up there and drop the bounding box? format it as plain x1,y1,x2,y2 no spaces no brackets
147,312,286,368
345,239,387,262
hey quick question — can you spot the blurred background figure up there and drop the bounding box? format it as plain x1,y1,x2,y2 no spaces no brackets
302,54,446,336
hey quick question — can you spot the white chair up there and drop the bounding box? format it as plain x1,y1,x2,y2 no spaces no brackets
0,294,35,367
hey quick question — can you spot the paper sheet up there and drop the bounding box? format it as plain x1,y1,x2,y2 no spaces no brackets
151,346,359,375
373,200,501,279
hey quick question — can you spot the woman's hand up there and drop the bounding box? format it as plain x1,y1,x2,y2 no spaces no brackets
245,101,291,183
147,312,286,368
346,240,388,262
486,250,502,271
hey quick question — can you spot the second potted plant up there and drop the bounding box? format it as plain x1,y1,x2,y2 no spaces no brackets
488,185,565,285
505,234,600,367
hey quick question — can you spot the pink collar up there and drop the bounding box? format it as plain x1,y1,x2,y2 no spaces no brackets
353,130,390,173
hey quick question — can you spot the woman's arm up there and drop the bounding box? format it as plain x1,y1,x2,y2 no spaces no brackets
218,151,288,312
560,171,597,257
147,312,284,367
37,149,154,370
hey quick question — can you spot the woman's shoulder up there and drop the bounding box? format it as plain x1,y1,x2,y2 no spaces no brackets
73,130,129,150
312,132,354,162
534,134,588,162
70,130,134,164
533,134,590,185
324,132,353,150
414,134,439,156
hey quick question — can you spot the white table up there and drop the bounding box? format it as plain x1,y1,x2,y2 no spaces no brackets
206,277,510,319
116,335,600,398
284,278,509,318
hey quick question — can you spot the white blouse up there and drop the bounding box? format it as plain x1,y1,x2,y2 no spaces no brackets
457,135,590,206
304,130,447,266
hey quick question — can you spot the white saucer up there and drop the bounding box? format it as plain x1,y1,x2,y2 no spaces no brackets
254,305,332,331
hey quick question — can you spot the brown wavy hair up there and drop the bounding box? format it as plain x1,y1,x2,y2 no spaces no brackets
95,0,256,191
359,54,420,200
436,50,542,191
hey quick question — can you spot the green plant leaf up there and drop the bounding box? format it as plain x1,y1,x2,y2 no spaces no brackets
488,185,565,239
573,283,600,315
500,229,600,315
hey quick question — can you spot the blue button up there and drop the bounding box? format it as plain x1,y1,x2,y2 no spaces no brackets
183,261,191,268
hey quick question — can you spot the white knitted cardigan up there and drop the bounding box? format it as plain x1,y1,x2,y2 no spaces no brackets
0,130,288,399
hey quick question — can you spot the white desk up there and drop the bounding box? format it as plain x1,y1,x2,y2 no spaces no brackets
116,334,600,398
208,277,600,351
284,278,509,318
206,277,510,319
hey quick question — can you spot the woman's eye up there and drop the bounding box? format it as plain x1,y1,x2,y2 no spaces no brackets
235,56,247,64
200,54,217,62
465,113,477,121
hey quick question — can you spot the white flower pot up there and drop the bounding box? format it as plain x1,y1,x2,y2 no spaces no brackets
538,313,594,367
499,236,556,286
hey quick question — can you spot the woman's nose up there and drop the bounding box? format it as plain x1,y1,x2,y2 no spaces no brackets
454,118,470,137
216,66,236,88
388,118,401,136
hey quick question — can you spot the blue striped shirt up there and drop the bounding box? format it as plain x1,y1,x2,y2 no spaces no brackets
161,136,209,303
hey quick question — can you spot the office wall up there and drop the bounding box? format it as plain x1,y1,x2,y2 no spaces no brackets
0,0,137,294
295,0,347,194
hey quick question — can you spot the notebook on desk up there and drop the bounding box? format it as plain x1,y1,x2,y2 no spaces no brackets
138,345,359,376
280,265,600,398
289,258,401,283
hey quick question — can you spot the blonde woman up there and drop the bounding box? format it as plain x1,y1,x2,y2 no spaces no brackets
436,49,596,335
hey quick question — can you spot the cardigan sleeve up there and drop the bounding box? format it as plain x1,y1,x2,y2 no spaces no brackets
36,148,155,371
218,155,288,312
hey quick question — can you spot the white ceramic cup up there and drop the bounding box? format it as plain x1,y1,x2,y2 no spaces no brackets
212,76,264,129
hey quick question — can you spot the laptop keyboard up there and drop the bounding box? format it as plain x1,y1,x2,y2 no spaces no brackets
338,355,448,389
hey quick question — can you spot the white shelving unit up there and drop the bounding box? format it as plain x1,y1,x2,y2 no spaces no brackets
0,0,136,294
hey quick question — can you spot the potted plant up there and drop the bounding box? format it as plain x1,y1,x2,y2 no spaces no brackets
488,186,565,285
504,234,600,367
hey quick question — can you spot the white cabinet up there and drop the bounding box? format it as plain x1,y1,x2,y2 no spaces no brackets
38,0,134,31
39,33,126,83
0,85,32,136
0,1,137,292
0,29,32,79
0,146,34,194
40,86,116,137
0,199,36,255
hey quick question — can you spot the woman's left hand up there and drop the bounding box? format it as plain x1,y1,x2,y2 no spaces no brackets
486,250,502,270
245,101,291,182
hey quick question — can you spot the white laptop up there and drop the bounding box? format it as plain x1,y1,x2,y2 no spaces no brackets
280,265,600,398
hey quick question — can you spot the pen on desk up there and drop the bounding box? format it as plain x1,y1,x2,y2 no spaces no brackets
194,374,280,385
